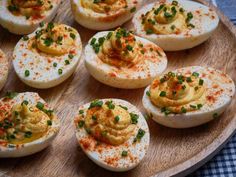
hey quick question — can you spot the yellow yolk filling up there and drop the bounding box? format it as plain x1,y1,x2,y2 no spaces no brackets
0,103,53,145
84,101,136,145
8,0,52,17
29,23,77,55
142,1,194,35
149,72,205,114
81,0,127,13
93,28,141,67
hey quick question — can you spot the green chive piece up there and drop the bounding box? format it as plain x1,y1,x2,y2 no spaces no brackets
130,113,139,124
92,115,97,121
23,35,29,41
70,33,76,39
119,105,128,110
89,100,103,109
25,70,30,77
24,131,32,138
146,91,151,97
36,102,44,110
197,104,203,109
114,116,120,123
53,62,57,67
199,79,204,85
130,7,136,13
47,120,52,126
78,120,85,128
58,69,63,75
65,60,70,65
5,91,18,99
79,110,84,114
121,150,128,157
159,91,166,97
68,54,74,59
181,107,187,113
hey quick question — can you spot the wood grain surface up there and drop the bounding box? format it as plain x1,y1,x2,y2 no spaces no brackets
0,0,236,177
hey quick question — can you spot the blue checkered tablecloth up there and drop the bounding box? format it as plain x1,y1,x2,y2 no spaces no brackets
190,0,236,176
191,134,236,176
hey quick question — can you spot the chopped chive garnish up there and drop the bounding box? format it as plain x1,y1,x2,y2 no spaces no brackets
130,113,139,124
199,79,204,85
79,110,84,114
89,100,103,109
190,105,197,109
65,60,70,65
78,120,85,128
197,104,203,109
130,7,136,13
121,150,128,157
119,105,128,110
47,120,52,126
5,91,18,99
70,33,76,39
159,91,166,97
114,116,120,123
192,72,199,77
146,91,151,97
53,62,57,67
181,107,187,113
92,115,97,121
36,102,44,110
23,35,29,41
68,54,74,59
25,70,30,77
58,69,63,75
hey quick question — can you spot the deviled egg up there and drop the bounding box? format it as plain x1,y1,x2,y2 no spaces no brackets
13,22,82,89
0,0,61,35
0,92,60,157
74,99,149,171
0,49,9,91
133,0,219,51
143,66,235,128
71,0,143,30
85,28,167,89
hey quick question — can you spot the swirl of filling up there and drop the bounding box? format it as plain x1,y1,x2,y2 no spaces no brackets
91,28,142,67
141,0,195,35
28,23,78,55
0,101,53,144
84,100,136,145
81,0,127,14
149,71,205,114
8,0,53,18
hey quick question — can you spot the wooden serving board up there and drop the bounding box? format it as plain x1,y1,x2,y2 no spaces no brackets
0,0,235,176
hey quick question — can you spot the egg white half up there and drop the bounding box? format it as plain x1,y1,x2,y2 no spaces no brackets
0,0,61,35
13,25,82,89
143,66,235,128
71,0,143,30
85,31,168,89
133,0,219,51
74,99,150,172
0,49,9,91
0,92,60,158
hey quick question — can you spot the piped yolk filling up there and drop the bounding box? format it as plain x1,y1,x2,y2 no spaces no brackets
0,101,53,145
149,71,205,114
81,0,127,14
91,28,143,67
28,23,77,56
8,0,53,19
141,0,195,35
84,100,136,146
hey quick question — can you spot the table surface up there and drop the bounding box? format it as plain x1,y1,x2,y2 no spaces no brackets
190,0,236,176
